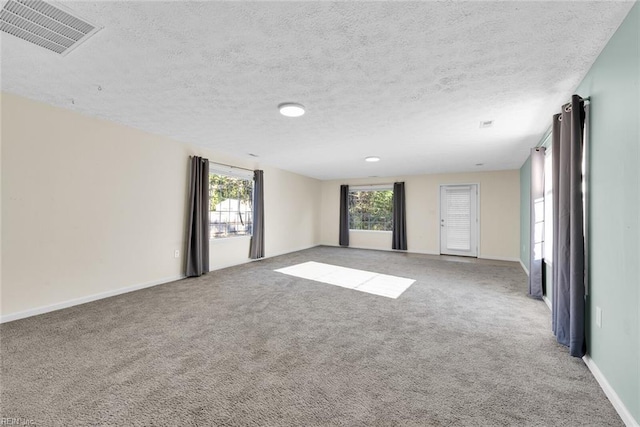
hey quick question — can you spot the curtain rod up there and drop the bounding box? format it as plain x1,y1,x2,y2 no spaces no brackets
189,156,255,172
535,96,591,148
348,183,395,188
208,161,254,173
564,96,590,104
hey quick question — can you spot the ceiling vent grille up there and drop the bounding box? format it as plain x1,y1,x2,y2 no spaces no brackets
0,0,101,55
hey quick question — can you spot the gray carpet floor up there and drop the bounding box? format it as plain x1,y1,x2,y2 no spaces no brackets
1,246,622,426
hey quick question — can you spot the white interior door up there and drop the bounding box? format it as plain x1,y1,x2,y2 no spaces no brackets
440,185,478,257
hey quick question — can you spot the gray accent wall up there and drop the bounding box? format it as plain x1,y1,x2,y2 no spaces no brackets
520,3,639,422
576,3,639,421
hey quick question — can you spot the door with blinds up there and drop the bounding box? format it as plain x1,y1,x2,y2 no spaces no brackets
440,184,478,257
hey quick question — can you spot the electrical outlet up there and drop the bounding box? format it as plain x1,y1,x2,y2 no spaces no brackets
174,250,180,259
595,307,602,328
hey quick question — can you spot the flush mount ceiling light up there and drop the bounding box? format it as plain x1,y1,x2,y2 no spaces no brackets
278,103,305,117
365,156,380,162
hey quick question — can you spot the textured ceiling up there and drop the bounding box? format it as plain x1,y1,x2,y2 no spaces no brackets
1,1,634,180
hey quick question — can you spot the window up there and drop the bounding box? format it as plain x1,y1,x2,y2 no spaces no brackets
209,164,253,239
348,186,393,231
542,140,587,262
544,148,553,262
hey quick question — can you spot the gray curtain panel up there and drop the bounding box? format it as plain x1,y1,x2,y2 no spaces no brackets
583,105,590,297
392,182,407,250
249,170,265,259
339,185,349,247
186,156,210,277
552,95,587,358
528,147,545,299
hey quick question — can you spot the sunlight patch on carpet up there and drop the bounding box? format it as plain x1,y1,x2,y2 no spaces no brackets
274,261,415,299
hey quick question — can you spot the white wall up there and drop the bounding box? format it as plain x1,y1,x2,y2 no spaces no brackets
209,165,320,270
1,92,519,321
1,93,320,319
320,171,520,260
264,165,320,257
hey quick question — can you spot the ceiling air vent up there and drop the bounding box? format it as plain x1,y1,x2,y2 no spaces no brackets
0,0,101,55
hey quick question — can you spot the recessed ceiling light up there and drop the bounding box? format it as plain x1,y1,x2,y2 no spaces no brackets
248,153,259,157
278,103,305,117
365,156,380,162
479,120,494,128
475,163,484,166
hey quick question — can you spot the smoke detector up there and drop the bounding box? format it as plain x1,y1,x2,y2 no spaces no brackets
0,0,101,55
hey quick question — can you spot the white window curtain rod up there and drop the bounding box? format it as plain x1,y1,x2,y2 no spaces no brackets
349,184,393,191
207,161,254,172
208,161,255,179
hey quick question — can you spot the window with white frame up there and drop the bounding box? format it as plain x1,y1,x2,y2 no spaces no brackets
209,164,254,239
348,186,393,231
544,148,553,262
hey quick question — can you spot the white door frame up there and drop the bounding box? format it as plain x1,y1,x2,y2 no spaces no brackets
438,183,480,257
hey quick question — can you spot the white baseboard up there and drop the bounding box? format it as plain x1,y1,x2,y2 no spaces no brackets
583,355,639,427
349,245,437,255
478,255,521,262
345,245,396,253
0,275,185,324
317,243,436,255
404,249,440,256
519,259,530,276
321,244,522,261
1,244,321,324
323,244,524,260
211,244,323,271
531,275,634,426
261,243,320,260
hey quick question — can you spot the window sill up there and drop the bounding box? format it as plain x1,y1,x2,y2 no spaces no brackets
210,235,252,243
349,229,392,233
